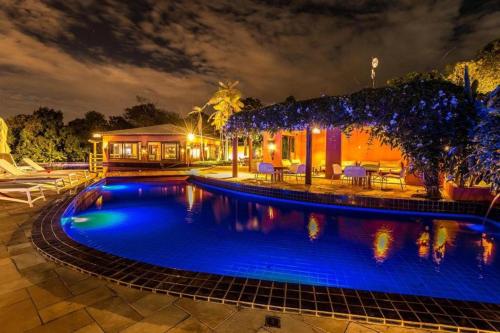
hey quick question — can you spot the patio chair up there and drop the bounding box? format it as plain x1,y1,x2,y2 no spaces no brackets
256,162,275,181
22,157,90,180
378,160,403,174
315,159,326,174
378,167,406,190
343,166,367,186
0,182,45,207
360,160,380,171
287,164,306,183
0,153,31,171
331,163,348,184
0,159,66,193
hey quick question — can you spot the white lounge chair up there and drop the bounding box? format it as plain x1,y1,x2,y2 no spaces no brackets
0,183,45,207
0,159,66,193
22,157,90,180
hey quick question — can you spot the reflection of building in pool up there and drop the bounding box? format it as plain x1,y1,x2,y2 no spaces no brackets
186,185,194,211
373,226,394,263
338,218,408,264
416,226,431,259
432,220,458,267
307,213,326,241
95,195,103,210
478,233,495,266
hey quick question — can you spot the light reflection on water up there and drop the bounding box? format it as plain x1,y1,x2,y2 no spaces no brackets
62,182,499,303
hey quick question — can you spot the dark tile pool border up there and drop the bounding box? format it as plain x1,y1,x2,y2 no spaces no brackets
190,176,499,221
31,178,500,333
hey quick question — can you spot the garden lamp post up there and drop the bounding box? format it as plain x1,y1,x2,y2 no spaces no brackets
371,57,379,88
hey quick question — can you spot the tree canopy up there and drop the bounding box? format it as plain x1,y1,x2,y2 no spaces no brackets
124,96,182,127
446,38,500,94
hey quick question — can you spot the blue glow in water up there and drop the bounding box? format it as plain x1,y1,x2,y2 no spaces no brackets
62,182,500,303
101,184,130,191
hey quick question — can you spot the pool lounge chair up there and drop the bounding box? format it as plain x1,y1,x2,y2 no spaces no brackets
22,157,90,180
0,159,78,186
0,183,45,207
0,160,66,193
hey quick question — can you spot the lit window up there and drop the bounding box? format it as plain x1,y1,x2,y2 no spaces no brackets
148,142,161,161
162,142,179,160
108,142,138,159
109,143,122,159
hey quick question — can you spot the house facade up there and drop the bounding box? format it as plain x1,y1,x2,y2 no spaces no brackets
260,126,422,184
99,124,220,166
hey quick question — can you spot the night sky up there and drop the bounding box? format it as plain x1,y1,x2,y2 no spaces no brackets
1,0,499,119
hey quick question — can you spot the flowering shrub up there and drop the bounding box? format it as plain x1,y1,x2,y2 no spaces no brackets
469,87,500,192
226,78,477,199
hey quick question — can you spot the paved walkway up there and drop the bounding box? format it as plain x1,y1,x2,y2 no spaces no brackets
0,194,435,332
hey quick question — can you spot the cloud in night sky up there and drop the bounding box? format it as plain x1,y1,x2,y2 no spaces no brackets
0,0,499,119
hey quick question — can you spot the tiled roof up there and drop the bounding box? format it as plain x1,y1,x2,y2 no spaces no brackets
101,124,217,139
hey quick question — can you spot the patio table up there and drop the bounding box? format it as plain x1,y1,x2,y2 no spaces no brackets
362,164,380,188
273,166,287,182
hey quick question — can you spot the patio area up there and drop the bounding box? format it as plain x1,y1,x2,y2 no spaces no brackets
200,166,429,200
0,194,435,332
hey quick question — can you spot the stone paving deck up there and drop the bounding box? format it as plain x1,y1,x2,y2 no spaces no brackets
106,165,430,200
0,191,440,332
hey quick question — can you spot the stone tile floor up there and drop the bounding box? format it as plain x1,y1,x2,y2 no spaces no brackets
0,194,437,332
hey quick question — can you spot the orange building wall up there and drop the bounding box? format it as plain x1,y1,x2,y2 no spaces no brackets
261,127,404,172
341,128,402,163
278,130,326,168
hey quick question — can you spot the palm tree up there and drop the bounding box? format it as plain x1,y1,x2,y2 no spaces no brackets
206,81,244,160
189,105,207,160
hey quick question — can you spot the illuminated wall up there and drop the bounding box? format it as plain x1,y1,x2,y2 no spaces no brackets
260,126,406,178
341,128,402,162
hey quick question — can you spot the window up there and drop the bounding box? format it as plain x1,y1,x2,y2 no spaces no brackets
282,136,295,160
148,142,161,161
109,143,122,159
108,142,139,159
162,142,179,160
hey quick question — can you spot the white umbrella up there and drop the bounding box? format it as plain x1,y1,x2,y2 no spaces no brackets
0,117,11,154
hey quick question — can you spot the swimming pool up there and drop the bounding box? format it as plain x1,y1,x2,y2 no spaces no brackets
61,181,499,304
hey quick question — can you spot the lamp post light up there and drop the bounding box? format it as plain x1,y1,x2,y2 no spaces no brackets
186,133,195,166
371,57,379,89
268,141,276,160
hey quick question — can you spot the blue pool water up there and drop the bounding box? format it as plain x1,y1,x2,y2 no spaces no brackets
62,181,500,303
